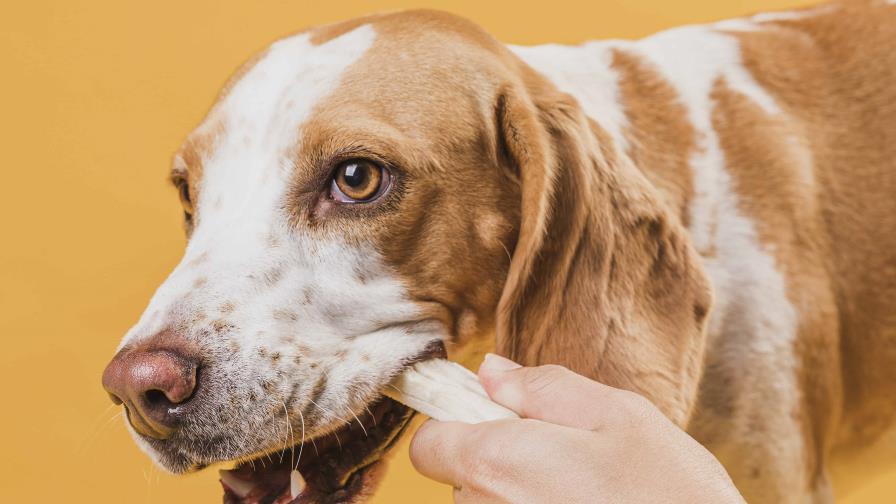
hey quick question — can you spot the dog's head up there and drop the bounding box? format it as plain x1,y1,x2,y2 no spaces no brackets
103,10,711,503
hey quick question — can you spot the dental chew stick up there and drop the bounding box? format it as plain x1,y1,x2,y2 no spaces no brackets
383,359,519,423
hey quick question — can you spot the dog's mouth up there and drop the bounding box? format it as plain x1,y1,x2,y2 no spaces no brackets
219,396,414,504
208,341,445,503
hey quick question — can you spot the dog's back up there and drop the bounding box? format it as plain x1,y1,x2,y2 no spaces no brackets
513,1,896,501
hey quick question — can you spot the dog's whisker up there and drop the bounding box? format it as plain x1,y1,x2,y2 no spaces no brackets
142,457,158,489
294,409,306,472
280,400,293,464
364,405,377,427
308,398,350,425
309,399,345,451
88,403,118,429
333,429,343,451
349,408,368,438
283,400,297,467
153,462,162,488
77,407,123,454
98,409,124,432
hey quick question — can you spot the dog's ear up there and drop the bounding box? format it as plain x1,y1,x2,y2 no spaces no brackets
494,76,713,426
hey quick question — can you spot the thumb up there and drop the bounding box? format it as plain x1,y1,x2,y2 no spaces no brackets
478,354,643,431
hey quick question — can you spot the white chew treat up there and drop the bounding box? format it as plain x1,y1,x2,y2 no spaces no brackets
384,359,519,423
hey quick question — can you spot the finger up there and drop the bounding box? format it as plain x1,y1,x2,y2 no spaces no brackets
478,354,650,431
408,419,475,486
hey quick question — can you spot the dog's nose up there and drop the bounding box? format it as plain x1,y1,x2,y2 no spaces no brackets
102,348,198,439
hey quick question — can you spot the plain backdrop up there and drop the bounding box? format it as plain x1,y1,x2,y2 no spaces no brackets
2,0,893,502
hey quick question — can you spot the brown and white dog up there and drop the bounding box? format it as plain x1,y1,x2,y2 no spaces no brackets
102,1,896,502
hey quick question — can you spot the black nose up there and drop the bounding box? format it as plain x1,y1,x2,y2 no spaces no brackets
102,348,198,439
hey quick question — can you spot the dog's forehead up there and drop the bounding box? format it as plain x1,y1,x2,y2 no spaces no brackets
177,24,377,221
213,23,375,140
181,11,503,186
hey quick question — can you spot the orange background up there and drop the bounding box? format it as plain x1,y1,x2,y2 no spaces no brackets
2,0,893,502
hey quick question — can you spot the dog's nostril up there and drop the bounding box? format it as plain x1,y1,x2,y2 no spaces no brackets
144,389,173,408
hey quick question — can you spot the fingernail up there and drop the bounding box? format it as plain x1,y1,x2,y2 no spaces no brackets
481,353,521,372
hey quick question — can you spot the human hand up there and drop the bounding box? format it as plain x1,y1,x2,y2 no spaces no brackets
409,354,744,503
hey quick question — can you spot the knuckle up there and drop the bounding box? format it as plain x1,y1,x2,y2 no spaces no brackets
517,365,570,417
521,364,568,395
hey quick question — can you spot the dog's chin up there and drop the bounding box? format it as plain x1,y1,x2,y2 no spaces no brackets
218,397,414,504
144,396,414,504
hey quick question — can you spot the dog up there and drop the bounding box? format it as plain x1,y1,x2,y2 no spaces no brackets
102,2,896,502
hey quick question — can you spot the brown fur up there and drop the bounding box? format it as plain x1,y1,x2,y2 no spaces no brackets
611,49,697,229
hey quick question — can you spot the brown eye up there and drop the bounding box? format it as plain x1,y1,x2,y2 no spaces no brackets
174,178,193,217
330,159,389,202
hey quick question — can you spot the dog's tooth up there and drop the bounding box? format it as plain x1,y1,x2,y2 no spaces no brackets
290,470,306,498
219,469,256,498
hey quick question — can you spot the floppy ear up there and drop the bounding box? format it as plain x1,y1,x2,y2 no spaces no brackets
494,76,713,426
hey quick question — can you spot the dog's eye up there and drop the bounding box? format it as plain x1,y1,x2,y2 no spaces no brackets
330,159,390,203
174,177,193,218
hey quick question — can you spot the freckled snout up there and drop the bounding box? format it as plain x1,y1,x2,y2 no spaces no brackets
102,346,199,439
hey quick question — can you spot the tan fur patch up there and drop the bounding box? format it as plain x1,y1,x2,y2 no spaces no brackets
177,116,227,203
611,49,697,228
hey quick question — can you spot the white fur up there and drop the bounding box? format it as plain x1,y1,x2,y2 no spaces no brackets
509,42,630,154
749,7,835,23
711,6,837,33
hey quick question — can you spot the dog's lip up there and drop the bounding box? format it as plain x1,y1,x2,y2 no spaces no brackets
216,340,445,504
219,396,414,504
